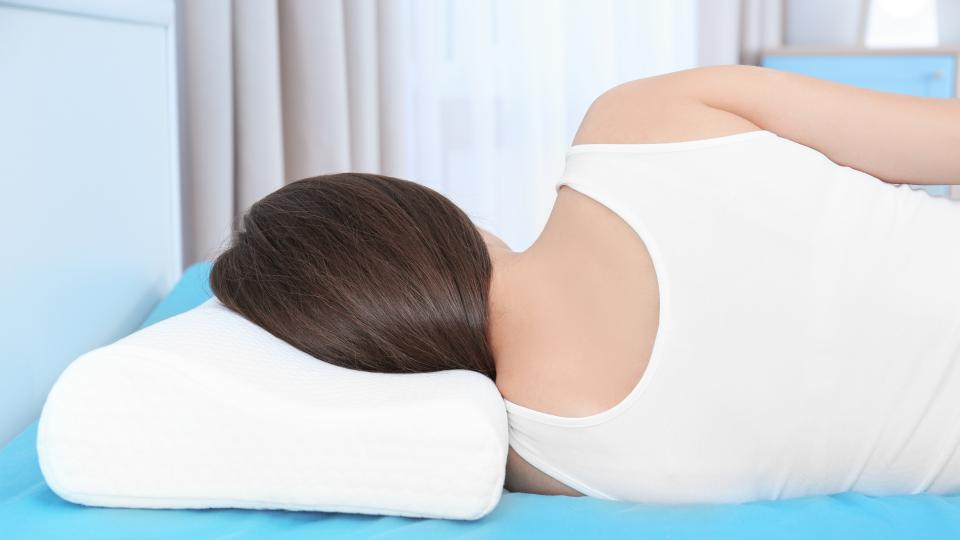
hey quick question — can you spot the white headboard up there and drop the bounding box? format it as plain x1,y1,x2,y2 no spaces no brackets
0,0,182,447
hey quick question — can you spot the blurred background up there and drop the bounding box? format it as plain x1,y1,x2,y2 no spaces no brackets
0,0,957,447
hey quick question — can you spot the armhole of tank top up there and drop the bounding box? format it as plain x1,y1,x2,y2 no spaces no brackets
508,438,617,500
501,177,672,428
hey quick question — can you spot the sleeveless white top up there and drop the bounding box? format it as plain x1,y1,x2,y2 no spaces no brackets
503,130,960,504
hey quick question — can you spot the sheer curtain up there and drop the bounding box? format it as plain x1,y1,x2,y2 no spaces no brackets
178,0,699,265
382,0,698,250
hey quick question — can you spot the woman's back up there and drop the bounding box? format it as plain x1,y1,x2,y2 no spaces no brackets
500,129,960,503
495,66,960,501
494,167,663,497
493,182,661,419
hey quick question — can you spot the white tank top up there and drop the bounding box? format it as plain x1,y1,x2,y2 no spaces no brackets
503,130,960,504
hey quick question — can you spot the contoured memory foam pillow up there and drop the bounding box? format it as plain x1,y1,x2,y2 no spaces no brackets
37,297,508,520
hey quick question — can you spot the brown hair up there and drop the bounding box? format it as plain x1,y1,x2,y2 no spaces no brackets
209,173,497,381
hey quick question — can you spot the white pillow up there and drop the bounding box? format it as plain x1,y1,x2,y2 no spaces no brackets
37,297,508,520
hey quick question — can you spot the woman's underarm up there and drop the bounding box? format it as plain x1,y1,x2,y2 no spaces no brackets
575,65,960,185
505,446,583,497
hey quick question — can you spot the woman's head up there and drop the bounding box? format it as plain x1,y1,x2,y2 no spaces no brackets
209,173,497,381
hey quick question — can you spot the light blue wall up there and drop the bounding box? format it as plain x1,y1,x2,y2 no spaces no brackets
0,0,181,448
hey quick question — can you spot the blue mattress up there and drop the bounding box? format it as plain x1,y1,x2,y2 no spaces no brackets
3,262,960,539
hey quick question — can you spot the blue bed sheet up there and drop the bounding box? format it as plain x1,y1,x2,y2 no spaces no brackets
3,262,960,539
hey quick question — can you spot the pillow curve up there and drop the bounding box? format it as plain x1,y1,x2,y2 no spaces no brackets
37,297,508,520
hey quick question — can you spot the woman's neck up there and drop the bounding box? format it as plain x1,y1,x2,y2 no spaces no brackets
487,189,592,386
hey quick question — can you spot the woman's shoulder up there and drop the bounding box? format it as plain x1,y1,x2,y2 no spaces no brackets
572,68,761,147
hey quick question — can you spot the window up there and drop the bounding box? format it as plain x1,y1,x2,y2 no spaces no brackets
865,0,939,47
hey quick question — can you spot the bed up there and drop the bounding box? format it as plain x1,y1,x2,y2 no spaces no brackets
1,262,960,539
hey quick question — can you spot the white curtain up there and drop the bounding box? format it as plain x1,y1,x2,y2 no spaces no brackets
177,0,707,266
697,0,784,66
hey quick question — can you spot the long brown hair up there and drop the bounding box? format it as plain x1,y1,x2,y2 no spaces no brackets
209,173,497,381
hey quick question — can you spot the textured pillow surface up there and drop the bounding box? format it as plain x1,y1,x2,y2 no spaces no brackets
37,297,508,520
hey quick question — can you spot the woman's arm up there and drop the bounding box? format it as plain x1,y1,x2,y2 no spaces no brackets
574,65,960,185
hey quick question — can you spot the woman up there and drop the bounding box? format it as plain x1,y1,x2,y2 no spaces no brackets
210,65,960,504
